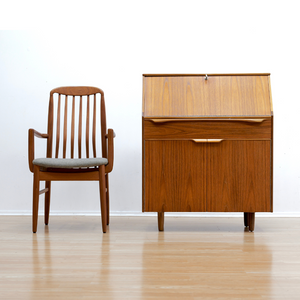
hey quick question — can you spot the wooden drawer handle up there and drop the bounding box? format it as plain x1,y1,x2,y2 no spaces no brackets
149,118,265,123
192,139,223,143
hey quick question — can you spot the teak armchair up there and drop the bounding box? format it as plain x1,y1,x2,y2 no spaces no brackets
28,86,115,233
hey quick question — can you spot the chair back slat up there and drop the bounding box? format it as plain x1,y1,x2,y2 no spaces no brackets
47,87,106,161
86,95,90,158
78,96,82,158
71,96,75,158
101,95,107,158
92,95,97,158
47,99,54,158
55,94,61,158
63,95,68,158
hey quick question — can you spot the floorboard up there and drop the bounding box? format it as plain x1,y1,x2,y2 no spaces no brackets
0,216,300,299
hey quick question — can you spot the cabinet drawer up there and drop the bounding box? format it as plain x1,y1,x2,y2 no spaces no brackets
143,118,271,140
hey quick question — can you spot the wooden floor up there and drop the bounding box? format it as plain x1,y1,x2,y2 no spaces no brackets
1,216,300,299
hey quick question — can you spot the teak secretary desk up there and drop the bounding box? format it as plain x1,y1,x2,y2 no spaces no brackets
142,74,273,232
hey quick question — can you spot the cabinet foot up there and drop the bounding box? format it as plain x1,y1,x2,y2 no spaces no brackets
244,212,249,227
158,212,164,231
248,213,255,232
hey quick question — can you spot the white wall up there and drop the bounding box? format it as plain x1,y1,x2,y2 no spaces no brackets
0,0,299,215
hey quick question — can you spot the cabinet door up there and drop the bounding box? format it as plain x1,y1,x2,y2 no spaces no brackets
206,140,271,212
144,140,206,212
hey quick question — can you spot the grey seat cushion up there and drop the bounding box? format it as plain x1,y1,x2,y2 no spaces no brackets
33,157,108,169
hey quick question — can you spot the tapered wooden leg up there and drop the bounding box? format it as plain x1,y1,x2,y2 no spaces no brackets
249,213,255,232
44,181,51,225
99,165,107,233
244,212,249,227
105,174,109,226
158,212,164,231
32,165,40,233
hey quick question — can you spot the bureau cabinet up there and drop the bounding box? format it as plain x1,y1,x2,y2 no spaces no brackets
142,74,273,231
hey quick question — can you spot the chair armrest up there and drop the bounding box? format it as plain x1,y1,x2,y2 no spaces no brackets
28,129,48,173
105,129,115,173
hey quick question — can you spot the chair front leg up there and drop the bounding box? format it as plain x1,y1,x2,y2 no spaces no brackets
99,165,107,233
32,165,40,233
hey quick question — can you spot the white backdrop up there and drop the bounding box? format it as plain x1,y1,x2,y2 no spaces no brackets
0,0,299,215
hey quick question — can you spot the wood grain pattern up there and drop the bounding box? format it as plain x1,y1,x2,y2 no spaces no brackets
144,140,206,212
206,141,271,212
144,118,272,140
39,170,100,181
144,140,271,213
50,86,103,96
143,75,271,117
1,216,300,300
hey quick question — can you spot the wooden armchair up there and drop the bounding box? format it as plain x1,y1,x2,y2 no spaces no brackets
28,87,115,233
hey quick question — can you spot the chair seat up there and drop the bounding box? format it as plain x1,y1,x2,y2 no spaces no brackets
33,157,108,169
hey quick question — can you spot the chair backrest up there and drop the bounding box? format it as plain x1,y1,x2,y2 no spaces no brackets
47,87,107,159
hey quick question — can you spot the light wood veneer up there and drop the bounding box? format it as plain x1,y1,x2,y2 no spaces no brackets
143,75,272,117
1,216,299,300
